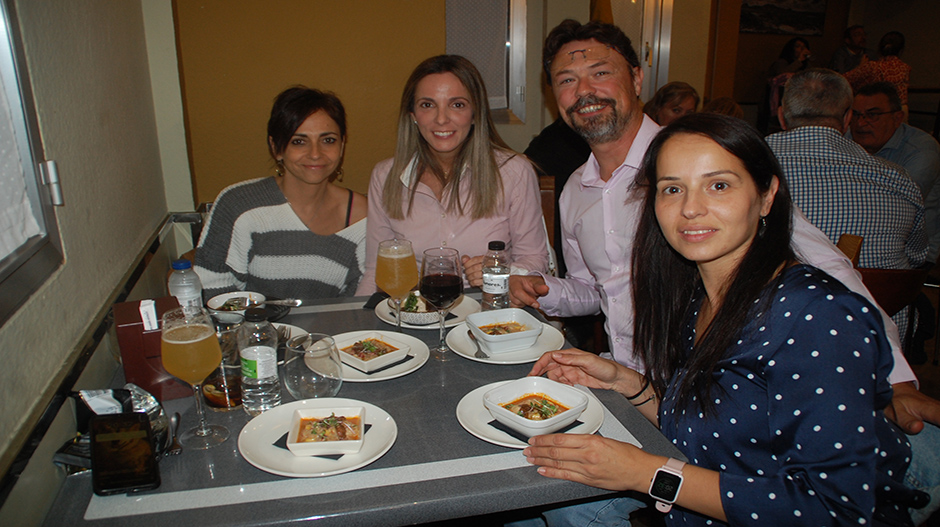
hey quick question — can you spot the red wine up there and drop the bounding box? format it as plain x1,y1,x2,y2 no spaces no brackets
420,274,462,309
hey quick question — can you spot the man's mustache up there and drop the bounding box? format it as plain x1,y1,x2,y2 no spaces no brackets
566,94,617,117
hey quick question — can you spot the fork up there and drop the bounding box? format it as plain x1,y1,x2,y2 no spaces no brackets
467,330,489,359
229,297,302,310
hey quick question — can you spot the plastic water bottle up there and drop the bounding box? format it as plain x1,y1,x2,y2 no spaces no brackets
167,259,203,309
238,308,281,417
482,241,511,311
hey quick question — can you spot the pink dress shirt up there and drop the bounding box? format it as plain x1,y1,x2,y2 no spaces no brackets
537,115,915,385
356,152,549,295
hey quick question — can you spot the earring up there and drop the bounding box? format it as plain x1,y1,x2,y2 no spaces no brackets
332,167,344,182
275,160,285,176
758,216,767,237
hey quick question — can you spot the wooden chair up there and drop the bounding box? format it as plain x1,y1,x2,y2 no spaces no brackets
839,233,933,355
836,234,863,267
856,265,932,318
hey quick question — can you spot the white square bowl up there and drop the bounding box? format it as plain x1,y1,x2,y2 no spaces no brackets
286,407,365,456
206,291,266,315
466,308,543,354
483,377,589,437
335,332,411,373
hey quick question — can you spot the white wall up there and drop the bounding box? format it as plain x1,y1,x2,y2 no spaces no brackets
0,0,166,487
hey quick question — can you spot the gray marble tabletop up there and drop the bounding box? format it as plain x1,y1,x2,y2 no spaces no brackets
44,295,684,526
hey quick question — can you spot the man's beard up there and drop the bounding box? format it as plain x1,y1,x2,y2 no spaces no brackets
566,94,631,145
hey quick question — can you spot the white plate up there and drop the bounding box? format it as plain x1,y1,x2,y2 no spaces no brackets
456,381,604,449
332,330,430,382
446,322,565,364
375,295,480,330
238,398,397,477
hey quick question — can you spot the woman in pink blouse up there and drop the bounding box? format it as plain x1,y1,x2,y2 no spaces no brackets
845,31,911,116
356,55,548,294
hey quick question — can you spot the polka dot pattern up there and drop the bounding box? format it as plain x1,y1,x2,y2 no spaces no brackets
658,265,912,526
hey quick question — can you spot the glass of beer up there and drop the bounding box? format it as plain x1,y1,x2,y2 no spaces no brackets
161,307,230,449
376,238,418,332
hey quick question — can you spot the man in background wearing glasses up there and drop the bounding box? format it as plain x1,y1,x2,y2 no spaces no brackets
849,81,940,262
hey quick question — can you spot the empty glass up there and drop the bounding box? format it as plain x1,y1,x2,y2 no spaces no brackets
283,333,343,399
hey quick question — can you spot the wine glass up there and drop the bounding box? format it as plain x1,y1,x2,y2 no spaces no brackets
420,247,462,360
161,307,229,449
376,239,419,332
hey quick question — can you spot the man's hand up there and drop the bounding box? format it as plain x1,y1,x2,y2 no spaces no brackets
509,275,549,309
886,381,940,434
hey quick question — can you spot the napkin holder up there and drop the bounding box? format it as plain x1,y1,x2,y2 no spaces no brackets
113,297,191,401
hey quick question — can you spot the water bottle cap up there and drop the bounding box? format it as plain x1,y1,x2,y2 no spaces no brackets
488,241,506,251
244,307,268,322
171,259,193,270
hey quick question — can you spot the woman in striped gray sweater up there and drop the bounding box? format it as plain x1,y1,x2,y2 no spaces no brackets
195,87,367,301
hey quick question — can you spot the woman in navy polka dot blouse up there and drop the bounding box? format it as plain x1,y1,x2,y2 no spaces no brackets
525,114,922,525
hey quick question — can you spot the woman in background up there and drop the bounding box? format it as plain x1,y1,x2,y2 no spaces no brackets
524,114,918,526
196,86,367,301
357,55,548,293
845,31,911,117
768,37,812,78
643,81,699,127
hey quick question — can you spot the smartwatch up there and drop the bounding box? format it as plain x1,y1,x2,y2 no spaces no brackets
649,458,685,513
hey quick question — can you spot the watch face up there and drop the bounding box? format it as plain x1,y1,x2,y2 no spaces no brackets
650,470,682,502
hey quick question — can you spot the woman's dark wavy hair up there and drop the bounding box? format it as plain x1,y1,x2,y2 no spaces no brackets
878,31,905,57
779,37,809,63
631,113,795,414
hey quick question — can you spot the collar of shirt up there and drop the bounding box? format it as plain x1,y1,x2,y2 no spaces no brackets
877,122,911,158
397,155,470,192
578,114,662,191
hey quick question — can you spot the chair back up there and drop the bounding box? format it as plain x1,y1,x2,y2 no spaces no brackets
857,264,932,317
836,234,863,267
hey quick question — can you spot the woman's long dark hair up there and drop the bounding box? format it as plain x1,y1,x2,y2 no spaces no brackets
779,37,809,63
632,113,795,414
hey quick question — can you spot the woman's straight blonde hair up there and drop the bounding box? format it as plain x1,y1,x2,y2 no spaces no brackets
382,55,515,220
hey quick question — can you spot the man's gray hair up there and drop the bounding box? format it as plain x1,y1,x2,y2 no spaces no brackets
781,68,853,129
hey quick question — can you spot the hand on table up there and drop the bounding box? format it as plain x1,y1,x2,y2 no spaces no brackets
886,381,940,434
524,433,659,492
461,255,484,288
509,275,549,309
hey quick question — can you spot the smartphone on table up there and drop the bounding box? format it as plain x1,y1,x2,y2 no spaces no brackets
90,412,160,495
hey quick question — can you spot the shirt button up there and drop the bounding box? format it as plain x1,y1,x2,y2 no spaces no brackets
441,241,447,246
616,337,623,343
611,297,617,303
608,229,614,234
441,213,446,218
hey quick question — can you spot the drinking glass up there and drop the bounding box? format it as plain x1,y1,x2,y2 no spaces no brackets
160,307,229,449
204,312,243,411
420,247,462,360
283,333,343,399
376,238,419,332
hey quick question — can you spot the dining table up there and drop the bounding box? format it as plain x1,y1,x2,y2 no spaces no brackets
44,293,685,527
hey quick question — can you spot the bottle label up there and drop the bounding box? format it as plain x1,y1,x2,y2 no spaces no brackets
175,295,202,308
240,345,277,379
482,272,509,294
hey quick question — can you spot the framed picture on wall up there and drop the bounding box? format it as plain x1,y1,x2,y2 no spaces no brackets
740,0,828,35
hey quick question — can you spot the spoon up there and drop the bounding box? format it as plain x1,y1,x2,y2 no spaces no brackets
166,412,183,456
467,330,489,359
